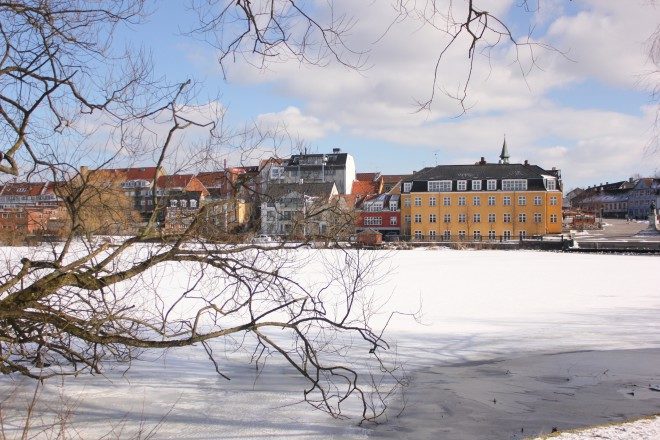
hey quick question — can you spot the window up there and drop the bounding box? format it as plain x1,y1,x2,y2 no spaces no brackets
518,196,526,206
429,197,436,206
389,201,398,211
471,180,482,191
140,200,146,205
488,230,496,240
458,196,466,206
365,216,383,226
503,196,511,206
390,216,398,225
550,214,558,223
180,200,187,208
414,197,421,206
403,182,412,192
518,213,527,223
428,180,452,192
414,214,422,223
404,215,411,223
429,230,437,238
458,230,466,239
458,213,466,223
487,179,497,191
503,230,511,240
503,213,511,223
488,196,495,206
443,197,451,206
519,231,527,239
404,197,411,207
443,230,451,240
414,230,422,239
546,179,557,190
443,213,451,223
488,213,496,223
502,179,527,191
534,213,542,223
534,196,542,206
170,200,178,207
550,196,558,206
473,230,481,239
473,196,481,206
473,213,481,223
429,214,437,223
457,180,467,191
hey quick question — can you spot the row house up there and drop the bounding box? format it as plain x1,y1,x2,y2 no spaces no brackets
573,178,658,219
400,145,563,241
260,182,351,238
355,194,400,236
283,148,356,195
0,181,60,208
156,174,209,231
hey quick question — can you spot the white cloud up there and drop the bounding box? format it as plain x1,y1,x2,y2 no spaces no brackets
256,106,339,141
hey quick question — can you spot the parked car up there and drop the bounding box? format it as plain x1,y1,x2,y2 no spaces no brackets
251,234,273,244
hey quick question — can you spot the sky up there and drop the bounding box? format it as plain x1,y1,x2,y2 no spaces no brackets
115,0,660,190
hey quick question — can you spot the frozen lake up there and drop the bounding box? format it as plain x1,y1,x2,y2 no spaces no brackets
2,249,659,439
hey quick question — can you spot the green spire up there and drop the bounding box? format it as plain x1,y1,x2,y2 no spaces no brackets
500,135,510,164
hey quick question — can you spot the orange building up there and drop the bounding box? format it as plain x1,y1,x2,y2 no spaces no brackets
400,145,563,241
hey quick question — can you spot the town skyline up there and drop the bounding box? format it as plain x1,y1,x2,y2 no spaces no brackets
99,0,660,192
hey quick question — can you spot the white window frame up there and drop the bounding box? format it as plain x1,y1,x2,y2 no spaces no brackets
518,213,526,223
502,179,528,191
458,213,466,223
518,196,526,206
488,213,496,223
503,213,511,223
414,197,422,206
471,180,482,191
473,213,481,223
534,196,542,206
503,196,511,206
428,180,452,192
473,196,481,206
458,196,466,206
457,180,467,191
414,214,422,223
443,196,451,206
429,196,436,206
443,213,451,223
429,214,437,223
487,179,497,191
488,196,495,206
403,182,412,193
534,213,542,223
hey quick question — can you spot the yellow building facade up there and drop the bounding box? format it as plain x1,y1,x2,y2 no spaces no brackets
400,162,562,241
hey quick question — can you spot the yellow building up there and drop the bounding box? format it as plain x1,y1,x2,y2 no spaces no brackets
401,149,562,241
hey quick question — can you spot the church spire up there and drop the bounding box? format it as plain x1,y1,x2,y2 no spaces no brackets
499,135,510,164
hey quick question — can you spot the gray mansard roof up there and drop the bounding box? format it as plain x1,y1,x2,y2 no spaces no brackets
285,153,348,169
263,182,337,201
403,163,560,192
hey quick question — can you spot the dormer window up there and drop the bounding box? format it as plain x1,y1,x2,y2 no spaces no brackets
170,200,178,207
403,182,412,193
546,179,557,191
471,180,482,191
457,180,467,191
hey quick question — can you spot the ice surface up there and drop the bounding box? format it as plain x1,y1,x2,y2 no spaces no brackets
1,248,659,439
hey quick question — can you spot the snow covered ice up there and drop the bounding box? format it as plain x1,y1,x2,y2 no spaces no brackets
1,248,659,439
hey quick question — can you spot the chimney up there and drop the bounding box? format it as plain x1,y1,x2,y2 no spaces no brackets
552,167,556,171
332,148,341,154
524,160,529,166
479,157,486,165
629,177,633,183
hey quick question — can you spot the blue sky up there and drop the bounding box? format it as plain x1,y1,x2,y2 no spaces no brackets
113,0,659,190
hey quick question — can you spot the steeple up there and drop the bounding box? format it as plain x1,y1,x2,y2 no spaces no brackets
499,135,510,164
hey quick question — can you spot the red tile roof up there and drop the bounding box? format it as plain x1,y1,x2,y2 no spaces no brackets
156,174,195,189
356,172,379,181
102,167,160,181
351,180,379,197
0,182,47,197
